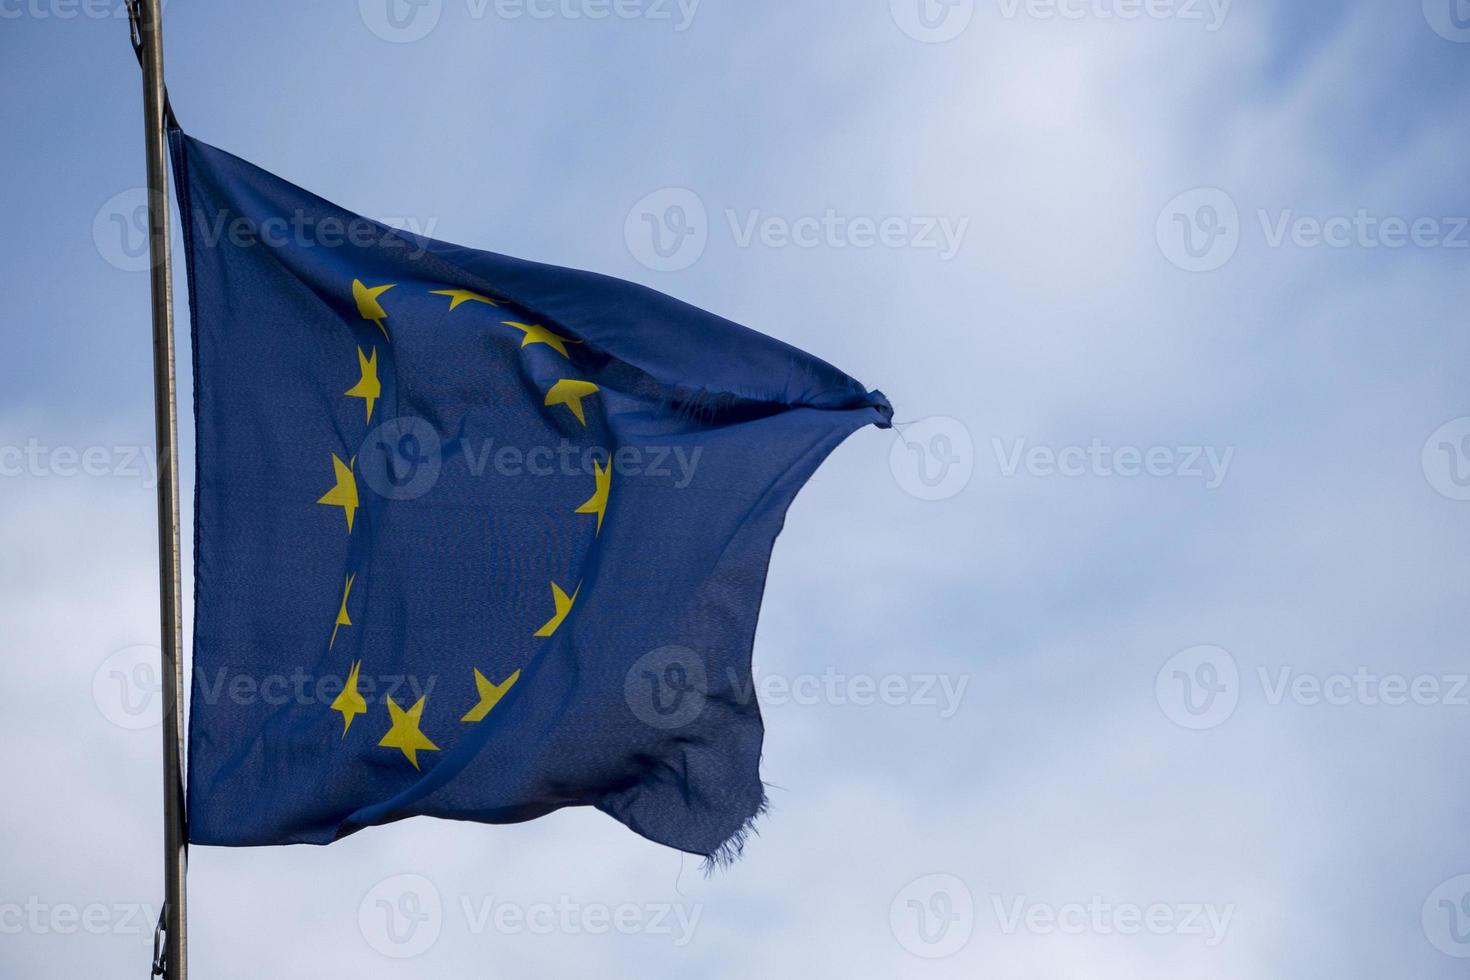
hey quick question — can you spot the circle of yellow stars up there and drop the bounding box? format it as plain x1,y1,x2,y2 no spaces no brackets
312,278,611,769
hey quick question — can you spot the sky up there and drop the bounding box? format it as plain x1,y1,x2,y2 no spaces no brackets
2,0,1470,976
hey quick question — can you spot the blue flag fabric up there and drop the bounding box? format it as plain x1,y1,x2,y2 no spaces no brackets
171,129,891,864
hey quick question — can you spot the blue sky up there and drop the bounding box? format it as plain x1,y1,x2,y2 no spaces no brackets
3,0,1470,976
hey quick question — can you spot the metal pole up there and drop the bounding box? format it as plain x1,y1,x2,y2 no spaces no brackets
133,0,188,976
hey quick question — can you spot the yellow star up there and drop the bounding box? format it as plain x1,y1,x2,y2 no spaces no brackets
502,321,580,359
353,279,395,339
317,453,359,533
330,574,355,650
534,580,580,638
544,379,600,426
344,347,381,423
461,668,522,723
432,288,500,311
378,695,439,769
331,660,368,735
576,458,611,534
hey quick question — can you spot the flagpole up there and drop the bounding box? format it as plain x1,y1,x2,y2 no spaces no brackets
130,0,188,976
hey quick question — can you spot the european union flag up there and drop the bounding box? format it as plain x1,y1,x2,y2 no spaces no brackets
171,130,891,864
